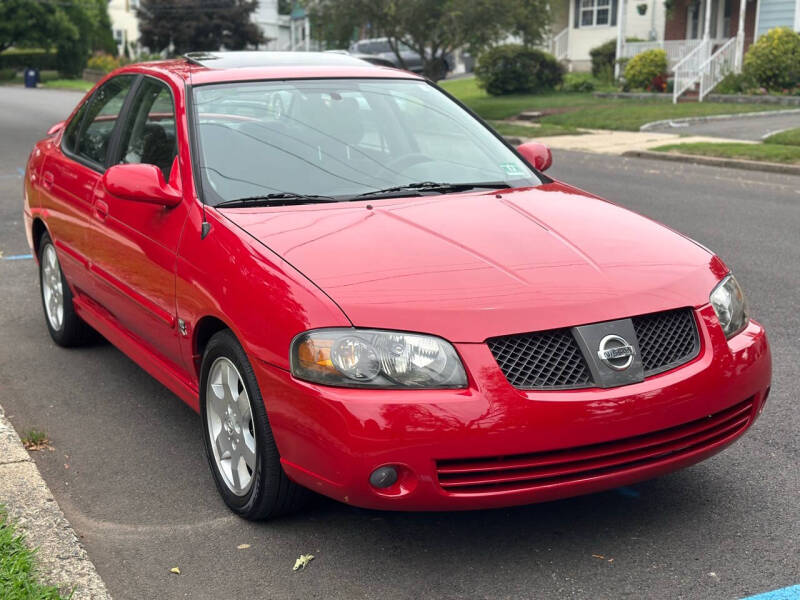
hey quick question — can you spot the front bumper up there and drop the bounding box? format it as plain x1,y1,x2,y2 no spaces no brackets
255,305,771,511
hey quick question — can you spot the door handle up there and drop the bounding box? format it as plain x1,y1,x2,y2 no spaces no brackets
94,199,109,221
42,171,54,190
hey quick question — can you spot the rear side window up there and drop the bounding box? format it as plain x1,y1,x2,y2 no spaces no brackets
116,78,178,180
75,75,135,166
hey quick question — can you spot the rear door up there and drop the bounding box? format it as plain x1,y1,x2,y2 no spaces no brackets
87,75,188,372
39,75,136,294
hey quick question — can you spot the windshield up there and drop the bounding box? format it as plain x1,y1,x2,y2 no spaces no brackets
191,78,542,205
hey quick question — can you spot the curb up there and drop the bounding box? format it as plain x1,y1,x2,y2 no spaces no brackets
0,403,111,599
639,108,800,131
622,149,800,176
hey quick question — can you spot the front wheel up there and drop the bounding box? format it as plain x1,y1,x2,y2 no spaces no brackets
200,330,310,520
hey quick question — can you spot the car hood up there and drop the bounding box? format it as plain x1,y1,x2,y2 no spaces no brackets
220,183,725,342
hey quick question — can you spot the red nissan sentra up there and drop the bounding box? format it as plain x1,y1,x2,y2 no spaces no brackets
23,52,771,520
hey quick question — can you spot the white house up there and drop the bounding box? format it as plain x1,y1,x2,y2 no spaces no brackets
550,0,798,100
108,0,142,56
251,1,315,51
547,0,668,71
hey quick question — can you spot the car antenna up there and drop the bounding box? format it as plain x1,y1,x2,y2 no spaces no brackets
187,63,211,240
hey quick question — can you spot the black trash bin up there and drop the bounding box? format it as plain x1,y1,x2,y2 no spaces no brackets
24,68,40,88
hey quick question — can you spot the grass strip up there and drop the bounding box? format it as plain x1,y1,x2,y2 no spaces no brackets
0,507,67,600
652,142,800,164
763,127,800,147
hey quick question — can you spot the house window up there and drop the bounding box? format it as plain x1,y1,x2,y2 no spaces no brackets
579,0,612,26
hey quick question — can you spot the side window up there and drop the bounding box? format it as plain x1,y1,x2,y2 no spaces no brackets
62,100,90,154
116,78,177,180
76,75,136,166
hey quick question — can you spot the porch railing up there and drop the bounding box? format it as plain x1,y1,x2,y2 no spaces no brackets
551,27,568,60
672,38,711,103
698,37,736,100
621,39,705,69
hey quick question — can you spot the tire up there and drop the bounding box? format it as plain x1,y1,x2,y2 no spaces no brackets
200,330,310,520
38,232,92,347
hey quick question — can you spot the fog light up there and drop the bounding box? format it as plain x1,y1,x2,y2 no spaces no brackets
369,466,398,489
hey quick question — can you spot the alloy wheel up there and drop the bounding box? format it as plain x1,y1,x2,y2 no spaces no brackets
41,244,64,332
205,357,257,496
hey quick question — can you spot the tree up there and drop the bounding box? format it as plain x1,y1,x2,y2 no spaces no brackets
0,0,116,77
56,0,117,77
0,0,74,53
304,0,552,79
138,0,264,56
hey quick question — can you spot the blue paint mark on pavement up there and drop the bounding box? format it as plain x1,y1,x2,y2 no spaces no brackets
741,585,800,600
615,486,640,498
17,167,25,176
2,254,33,261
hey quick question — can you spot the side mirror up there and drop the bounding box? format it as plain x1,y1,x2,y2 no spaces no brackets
47,121,65,136
516,141,553,172
103,163,182,207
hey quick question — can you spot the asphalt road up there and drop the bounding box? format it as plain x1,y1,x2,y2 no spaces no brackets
646,110,800,140
1,86,798,600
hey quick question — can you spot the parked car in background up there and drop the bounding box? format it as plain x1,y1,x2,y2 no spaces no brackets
23,51,771,521
348,37,451,79
325,49,397,69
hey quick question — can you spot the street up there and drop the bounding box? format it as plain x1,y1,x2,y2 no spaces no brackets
0,87,798,599
645,110,800,140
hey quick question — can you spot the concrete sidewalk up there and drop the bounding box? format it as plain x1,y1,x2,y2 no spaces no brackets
0,403,111,599
533,130,756,155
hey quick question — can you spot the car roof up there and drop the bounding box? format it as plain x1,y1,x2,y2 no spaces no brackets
117,51,420,86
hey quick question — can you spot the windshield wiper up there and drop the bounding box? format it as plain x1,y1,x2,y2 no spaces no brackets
356,181,511,200
216,192,340,208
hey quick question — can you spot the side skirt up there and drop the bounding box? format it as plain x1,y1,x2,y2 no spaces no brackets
72,293,200,412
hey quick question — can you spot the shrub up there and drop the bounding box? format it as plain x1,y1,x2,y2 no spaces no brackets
743,27,800,91
590,39,617,80
87,52,124,73
476,44,564,96
713,71,757,94
561,72,596,92
624,48,668,90
0,68,15,81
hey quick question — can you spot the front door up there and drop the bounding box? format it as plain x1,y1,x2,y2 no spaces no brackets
39,76,136,294
87,75,188,373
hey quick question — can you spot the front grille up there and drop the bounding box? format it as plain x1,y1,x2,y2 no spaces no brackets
487,329,593,390
633,308,700,376
436,397,754,495
489,308,700,390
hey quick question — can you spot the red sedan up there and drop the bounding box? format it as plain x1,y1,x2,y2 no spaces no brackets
23,52,771,520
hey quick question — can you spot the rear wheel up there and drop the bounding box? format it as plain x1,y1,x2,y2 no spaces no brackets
200,330,310,520
38,232,91,347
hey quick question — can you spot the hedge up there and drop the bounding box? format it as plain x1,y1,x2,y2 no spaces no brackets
0,50,58,71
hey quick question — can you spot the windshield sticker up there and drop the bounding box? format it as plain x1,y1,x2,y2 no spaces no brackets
501,162,525,176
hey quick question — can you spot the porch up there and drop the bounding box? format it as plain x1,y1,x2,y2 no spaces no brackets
617,0,759,100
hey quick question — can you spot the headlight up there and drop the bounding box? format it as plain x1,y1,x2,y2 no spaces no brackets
710,274,748,339
290,328,467,389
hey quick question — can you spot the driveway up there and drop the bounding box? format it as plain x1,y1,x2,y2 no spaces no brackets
645,110,800,140
0,87,798,599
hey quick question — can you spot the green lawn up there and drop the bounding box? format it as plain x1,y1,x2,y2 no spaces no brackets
440,77,786,131
652,141,800,164
488,120,585,138
41,79,93,91
763,127,800,146
0,508,66,600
